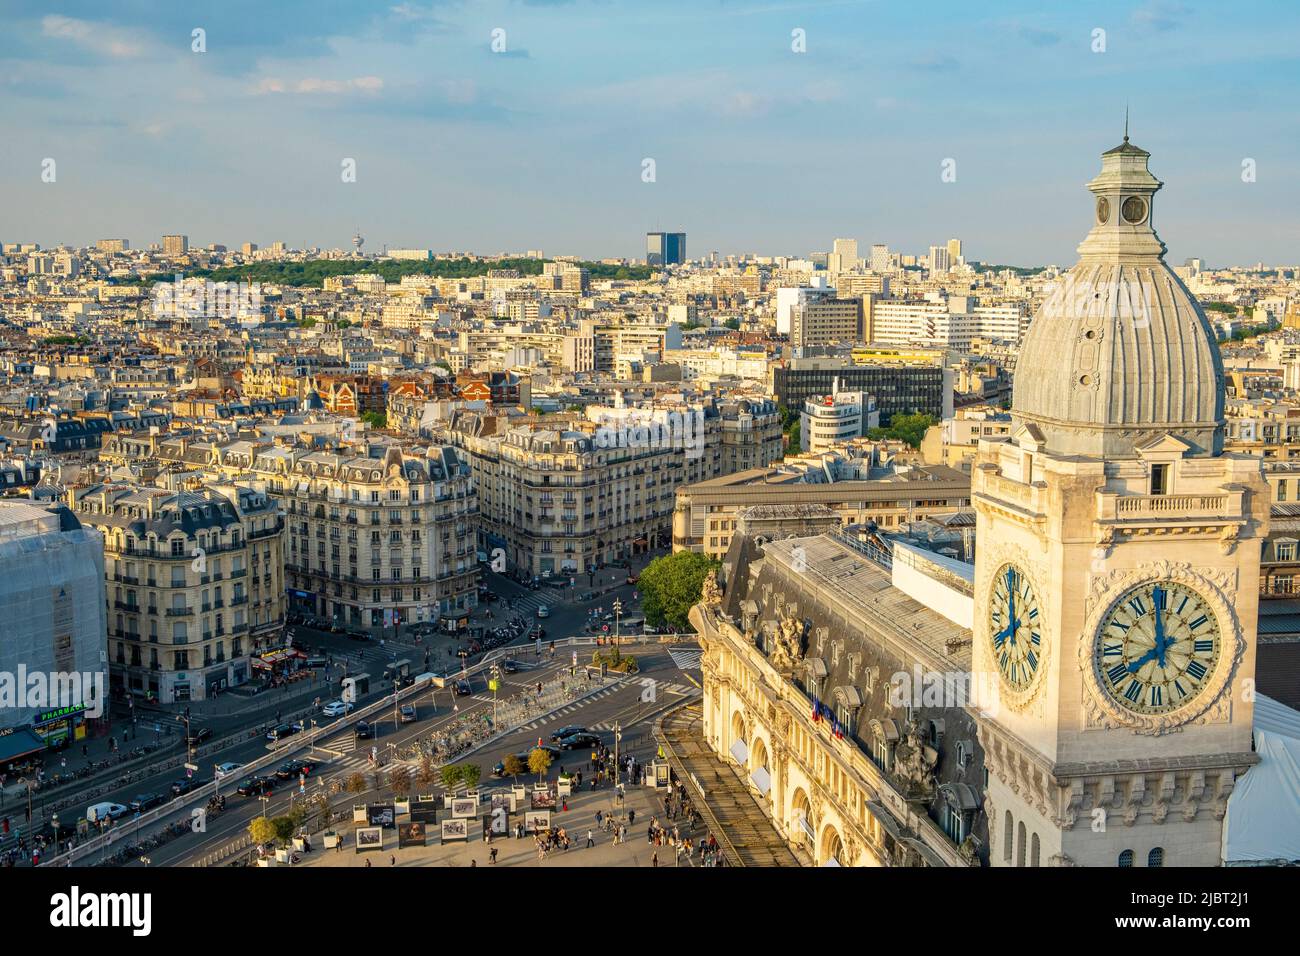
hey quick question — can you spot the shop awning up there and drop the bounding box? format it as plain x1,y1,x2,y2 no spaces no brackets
750,766,771,796
729,739,748,765
0,728,46,764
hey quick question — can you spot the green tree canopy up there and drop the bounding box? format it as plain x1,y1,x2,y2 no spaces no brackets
640,550,719,633
440,764,464,792
460,764,482,790
867,412,938,449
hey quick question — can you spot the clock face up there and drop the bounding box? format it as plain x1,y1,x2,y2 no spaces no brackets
1121,195,1147,224
1096,197,1110,224
989,564,1042,692
1095,582,1221,715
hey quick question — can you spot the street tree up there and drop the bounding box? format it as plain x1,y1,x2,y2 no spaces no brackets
388,765,413,799
415,755,437,790
528,747,553,782
460,763,482,790
345,772,367,796
440,764,464,792
248,816,276,847
502,754,525,783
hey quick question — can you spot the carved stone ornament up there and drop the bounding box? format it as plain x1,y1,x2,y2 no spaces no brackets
1078,561,1244,736
768,608,807,671
701,568,723,608
893,716,939,802
977,543,1051,714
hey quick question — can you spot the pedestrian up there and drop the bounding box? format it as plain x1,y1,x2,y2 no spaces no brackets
490,847,498,864
652,851,659,868
628,808,635,825
365,859,372,868
586,829,594,848
471,859,477,867
390,854,396,865
596,809,603,826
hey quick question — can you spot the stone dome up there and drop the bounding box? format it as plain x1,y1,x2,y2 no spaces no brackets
1011,139,1224,458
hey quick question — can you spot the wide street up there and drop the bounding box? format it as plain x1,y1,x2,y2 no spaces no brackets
123,639,699,868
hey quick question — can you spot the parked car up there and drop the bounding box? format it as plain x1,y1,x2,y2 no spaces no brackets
557,731,602,751
236,776,275,797
321,699,352,718
354,721,373,740
550,726,588,742
128,793,166,813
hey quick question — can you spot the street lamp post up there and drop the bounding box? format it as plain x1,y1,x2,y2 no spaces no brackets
612,598,623,663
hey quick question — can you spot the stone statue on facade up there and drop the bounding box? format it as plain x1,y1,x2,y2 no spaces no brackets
768,611,806,671
893,717,938,801
700,568,723,608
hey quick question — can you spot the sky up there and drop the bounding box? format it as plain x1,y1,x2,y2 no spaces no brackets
0,0,1297,268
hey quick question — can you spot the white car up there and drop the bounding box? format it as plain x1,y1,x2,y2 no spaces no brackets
85,802,129,825
321,699,353,718
214,761,243,778
536,605,550,618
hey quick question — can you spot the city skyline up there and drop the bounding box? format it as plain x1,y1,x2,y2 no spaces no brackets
1,1,1297,266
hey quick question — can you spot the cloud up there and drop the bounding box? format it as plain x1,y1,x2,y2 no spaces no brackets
252,76,385,96
909,53,959,73
41,15,145,58
1016,25,1061,47
1132,1,1190,33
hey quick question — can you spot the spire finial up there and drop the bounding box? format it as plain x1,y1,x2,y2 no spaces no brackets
1124,103,1129,143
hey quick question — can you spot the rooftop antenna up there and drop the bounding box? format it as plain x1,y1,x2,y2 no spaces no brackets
1124,103,1129,143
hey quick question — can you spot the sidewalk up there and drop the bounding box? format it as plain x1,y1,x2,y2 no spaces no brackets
295,772,700,869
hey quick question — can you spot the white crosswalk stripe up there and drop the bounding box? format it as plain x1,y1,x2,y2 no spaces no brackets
668,647,703,671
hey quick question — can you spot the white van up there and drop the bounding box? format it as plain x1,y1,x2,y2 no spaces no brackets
85,802,128,825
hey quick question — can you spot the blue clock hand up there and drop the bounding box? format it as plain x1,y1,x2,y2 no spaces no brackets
1153,590,1168,668
1006,576,1018,645
1127,645,1159,674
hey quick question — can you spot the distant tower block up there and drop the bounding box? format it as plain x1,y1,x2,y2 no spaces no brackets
352,229,364,253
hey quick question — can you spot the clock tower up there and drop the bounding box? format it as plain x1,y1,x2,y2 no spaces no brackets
971,138,1269,867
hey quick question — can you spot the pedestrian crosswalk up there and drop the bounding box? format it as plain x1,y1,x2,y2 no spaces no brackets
667,647,703,671
517,687,619,730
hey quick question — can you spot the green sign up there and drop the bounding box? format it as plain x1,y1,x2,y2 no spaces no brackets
35,704,85,725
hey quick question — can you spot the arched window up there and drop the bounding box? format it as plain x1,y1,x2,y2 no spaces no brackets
1030,833,1040,867
1118,849,1134,868
1016,821,1026,867
1147,847,1164,868
1003,811,1013,862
